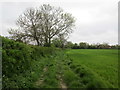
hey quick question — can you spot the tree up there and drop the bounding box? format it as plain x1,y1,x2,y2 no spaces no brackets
9,4,75,47
52,34,67,48
65,41,74,48
88,44,97,49
58,34,67,48
97,43,109,49
72,43,79,49
52,38,61,47
79,42,89,49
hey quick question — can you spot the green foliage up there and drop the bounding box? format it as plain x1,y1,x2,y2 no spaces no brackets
65,41,74,48
63,70,81,88
79,42,89,49
2,37,33,77
2,36,57,88
2,36,118,88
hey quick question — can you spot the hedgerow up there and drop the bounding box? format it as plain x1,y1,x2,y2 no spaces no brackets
2,36,57,88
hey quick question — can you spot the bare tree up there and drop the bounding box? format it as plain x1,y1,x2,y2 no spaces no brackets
9,4,75,46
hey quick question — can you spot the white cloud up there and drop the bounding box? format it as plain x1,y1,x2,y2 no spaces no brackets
0,0,119,45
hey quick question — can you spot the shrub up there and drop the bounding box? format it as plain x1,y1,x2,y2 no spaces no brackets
1,36,57,88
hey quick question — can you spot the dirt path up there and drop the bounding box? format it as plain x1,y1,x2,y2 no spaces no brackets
35,52,68,88
35,67,48,87
57,71,67,89
59,75,67,89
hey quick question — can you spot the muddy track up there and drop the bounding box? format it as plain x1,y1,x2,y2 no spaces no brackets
56,59,68,89
57,74,67,89
35,52,70,88
35,67,48,86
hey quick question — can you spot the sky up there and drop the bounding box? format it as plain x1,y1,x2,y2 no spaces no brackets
0,0,119,45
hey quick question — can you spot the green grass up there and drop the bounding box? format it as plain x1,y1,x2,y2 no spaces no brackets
2,36,119,88
66,49,118,88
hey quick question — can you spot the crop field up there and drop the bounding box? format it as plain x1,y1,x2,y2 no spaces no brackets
66,49,118,88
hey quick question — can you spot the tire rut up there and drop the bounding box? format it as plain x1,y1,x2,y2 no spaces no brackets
35,67,48,87
58,74,67,89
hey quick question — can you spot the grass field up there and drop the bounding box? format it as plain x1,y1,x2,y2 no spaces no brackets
66,49,118,88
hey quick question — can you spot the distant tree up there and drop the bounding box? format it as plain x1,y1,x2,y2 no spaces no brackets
9,4,75,47
58,34,67,48
88,44,97,49
79,42,89,49
65,41,74,48
102,43,109,49
52,34,67,48
72,43,79,49
97,43,109,49
111,44,120,49
116,44,120,49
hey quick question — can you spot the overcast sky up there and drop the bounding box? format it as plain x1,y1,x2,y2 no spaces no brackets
0,0,119,45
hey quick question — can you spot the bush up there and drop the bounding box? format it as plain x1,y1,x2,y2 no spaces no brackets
1,36,57,88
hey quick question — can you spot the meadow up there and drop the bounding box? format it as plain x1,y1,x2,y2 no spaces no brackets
66,49,118,88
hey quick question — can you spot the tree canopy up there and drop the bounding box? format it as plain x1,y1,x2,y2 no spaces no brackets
9,4,75,47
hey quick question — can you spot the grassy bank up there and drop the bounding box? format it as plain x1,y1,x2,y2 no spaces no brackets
2,36,58,88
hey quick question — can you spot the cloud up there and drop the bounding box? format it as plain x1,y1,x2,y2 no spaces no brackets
0,0,119,45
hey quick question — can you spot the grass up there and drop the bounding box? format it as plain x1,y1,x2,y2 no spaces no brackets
2,36,119,88
66,49,118,88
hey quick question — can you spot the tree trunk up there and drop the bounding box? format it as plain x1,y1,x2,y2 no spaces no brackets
44,37,49,47
36,38,40,46
44,38,51,47
48,38,51,47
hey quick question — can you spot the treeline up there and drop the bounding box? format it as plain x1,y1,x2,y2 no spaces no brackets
7,35,119,49
51,40,119,49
